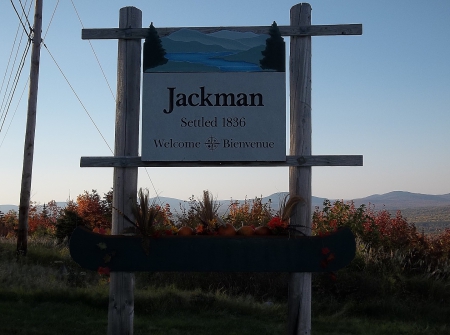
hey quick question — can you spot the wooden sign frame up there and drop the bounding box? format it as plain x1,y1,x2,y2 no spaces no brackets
74,4,363,335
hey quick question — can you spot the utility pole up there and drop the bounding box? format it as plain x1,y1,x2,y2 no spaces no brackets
17,0,43,257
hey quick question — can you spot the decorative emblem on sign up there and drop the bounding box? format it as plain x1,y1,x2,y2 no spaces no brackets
205,136,220,151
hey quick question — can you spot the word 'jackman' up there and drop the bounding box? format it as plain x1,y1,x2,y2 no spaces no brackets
163,86,264,114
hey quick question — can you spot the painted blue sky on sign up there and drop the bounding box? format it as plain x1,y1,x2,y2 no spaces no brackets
146,29,278,72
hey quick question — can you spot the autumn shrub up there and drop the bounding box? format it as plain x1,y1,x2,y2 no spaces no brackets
176,195,203,228
312,200,450,280
223,196,274,228
76,190,112,232
0,210,18,238
192,190,223,234
150,203,176,233
129,188,176,239
313,200,375,242
1,200,74,239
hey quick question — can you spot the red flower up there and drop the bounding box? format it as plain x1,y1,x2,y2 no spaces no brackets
268,217,281,229
97,266,110,276
268,217,287,229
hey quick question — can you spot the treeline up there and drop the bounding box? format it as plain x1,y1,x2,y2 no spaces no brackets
393,206,450,223
1,190,450,280
0,190,113,240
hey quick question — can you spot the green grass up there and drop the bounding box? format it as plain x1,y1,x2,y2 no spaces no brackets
313,316,449,335
1,290,448,335
1,237,450,334
0,300,107,335
0,286,286,335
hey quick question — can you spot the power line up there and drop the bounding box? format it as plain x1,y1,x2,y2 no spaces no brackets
1,0,57,127
70,0,115,102
0,39,29,128
10,0,32,37
69,1,163,206
0,77,29,149
42,43,114,154
43,0,59,39
18,0,33,31
0,0,57,148
0,25,23,124
0,0,53,148
0,39,31,134
0,0,32,128
5,2,163,207
0,21,22,115
0,0,33,140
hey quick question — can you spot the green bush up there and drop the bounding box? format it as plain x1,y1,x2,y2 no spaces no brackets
55,209,85,242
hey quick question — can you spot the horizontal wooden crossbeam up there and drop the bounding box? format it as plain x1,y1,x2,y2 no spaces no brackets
80,155,363,167
82,24,362,40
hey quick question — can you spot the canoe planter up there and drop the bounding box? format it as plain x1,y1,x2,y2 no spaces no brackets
69,226,356,273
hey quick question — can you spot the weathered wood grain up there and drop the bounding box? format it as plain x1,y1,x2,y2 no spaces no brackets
17,0,43,256
80,155,363,167
82,24,362,40
107,7,141,335
288,3,312,335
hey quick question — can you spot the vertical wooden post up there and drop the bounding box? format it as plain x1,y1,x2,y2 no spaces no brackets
288,3,312,335
17,0,43,257
108,7,142,335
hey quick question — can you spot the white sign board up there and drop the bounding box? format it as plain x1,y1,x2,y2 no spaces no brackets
141,26,286,161
142,72,285,161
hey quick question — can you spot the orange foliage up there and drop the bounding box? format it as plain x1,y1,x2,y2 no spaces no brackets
76,190,111,231
312,199,450,279
225,197,273,228
27,201,60,235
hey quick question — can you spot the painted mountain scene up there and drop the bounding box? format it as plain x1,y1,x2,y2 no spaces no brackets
143,24,285,73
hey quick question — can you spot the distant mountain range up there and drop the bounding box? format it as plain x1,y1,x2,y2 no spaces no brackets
162,28,267,52
353,191,450,209
1,191,449,215
225,191,450,212
150,28,269,73
0,202,67,215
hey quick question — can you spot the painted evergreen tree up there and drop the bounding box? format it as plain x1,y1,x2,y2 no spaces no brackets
260,21,285,72
143,22,168,71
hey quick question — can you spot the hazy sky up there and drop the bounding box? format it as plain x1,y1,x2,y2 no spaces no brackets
0,0,449,205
